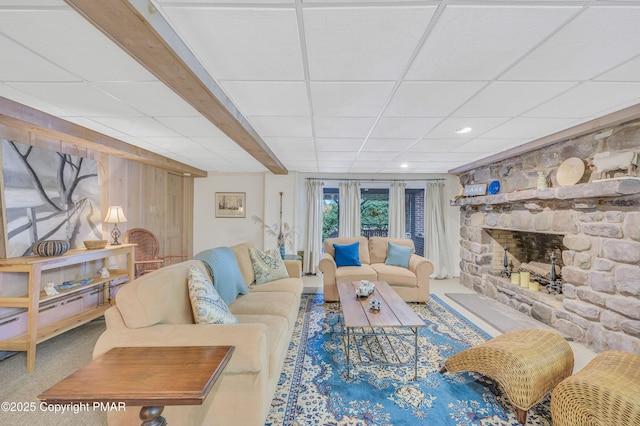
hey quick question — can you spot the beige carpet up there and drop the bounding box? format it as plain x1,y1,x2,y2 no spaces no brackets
0,319,106,426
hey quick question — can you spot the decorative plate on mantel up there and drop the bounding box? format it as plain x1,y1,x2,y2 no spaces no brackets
557,157,585,186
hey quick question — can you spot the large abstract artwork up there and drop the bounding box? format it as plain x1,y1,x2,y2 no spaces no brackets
2,139,102,257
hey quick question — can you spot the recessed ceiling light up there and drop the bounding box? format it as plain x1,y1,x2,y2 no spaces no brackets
455,127,472,134
401,163,409,168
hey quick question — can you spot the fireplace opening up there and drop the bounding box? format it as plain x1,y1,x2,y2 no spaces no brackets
485,229,566,292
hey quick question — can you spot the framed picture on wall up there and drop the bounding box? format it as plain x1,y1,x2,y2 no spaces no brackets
215,192,246,218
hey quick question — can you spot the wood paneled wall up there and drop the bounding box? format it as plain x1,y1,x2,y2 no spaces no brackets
0,124,194,260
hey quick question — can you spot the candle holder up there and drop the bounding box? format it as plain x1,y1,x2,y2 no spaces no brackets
501,245,511,278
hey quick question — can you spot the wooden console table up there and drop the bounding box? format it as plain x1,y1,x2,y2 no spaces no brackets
38,346,234,426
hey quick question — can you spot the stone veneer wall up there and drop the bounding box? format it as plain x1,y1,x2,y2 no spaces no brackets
456,119,640,354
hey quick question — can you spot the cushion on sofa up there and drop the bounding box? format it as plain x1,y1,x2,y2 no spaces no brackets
324,236,370,264
187,265,238,324
194,247,249,305
249,276,303,296
371,263,417,287
335,264,377,283
249,247,290,284
231,242,256,285
385,241,413,269
369,237,415,264
116,260,207,328
333,242,361,267
229,292,298,328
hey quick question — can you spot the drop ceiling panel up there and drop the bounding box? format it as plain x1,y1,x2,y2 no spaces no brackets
395,151,482,163
357,151,398,161
370,117,441,139
596,55,640,82
362,138,416,152
191,137,243,151
263,137,315,152
249,116,312,138
220,81,310,116
314,117,377,138
0,10,153,82
0,35,77,81
95,82,198,117
408,139,470,153
524,83,640,118
425,117,510,139
407,5,579,81
454,82,576,117
315,138,363,152
6,82,141,117
161,7,304,80
480,117,581,140
155,117,228,138
304,6,437,80
310,82,394,117
454,138,528,153
89,117,179,138
0,83,72,117
142,136,205,151
385,82,486,117
502,6,640,81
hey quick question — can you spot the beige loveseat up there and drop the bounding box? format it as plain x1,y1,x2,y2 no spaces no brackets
93,243,302,426
319,236,434,303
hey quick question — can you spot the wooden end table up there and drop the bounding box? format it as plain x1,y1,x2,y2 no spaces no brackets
38,346,234,426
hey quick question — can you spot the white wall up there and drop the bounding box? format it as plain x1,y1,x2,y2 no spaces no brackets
193,171,462,276
193,173,266,254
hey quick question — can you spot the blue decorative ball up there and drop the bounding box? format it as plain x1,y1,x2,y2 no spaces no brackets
32,240,70,257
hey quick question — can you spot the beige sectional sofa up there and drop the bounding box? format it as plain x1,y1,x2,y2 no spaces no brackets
319,236,434,303
93,242,302,426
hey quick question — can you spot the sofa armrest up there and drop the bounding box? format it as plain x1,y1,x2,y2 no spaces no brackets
94,309,268,375
318,253,337,285
284,259,302,278
409,254,435,279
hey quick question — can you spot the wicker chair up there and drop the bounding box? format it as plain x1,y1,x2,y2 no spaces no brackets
551,350,640,426
124,228,187,277
440,328,574,425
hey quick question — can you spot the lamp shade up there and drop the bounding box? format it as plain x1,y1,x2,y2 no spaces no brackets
104,206,127,224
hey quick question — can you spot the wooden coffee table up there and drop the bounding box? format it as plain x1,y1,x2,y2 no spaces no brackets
38,346,234,426
336,280,425,380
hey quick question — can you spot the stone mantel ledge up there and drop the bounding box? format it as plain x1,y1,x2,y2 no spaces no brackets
454,177,640,207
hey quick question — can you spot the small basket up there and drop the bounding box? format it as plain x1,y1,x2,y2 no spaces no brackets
83,240,108,250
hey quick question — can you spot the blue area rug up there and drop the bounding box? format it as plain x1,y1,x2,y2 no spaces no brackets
266,294,552,425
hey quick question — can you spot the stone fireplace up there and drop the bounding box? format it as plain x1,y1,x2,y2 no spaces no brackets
455,119,640,354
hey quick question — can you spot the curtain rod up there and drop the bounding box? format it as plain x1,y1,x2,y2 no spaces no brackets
306,178,445,182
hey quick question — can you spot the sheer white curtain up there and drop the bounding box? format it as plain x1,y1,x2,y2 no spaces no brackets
338,182,361,237
425,181,453,278
304,180,324,274
388,182,406,239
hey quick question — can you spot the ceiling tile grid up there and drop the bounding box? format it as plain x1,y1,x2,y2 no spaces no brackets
1,0,640,174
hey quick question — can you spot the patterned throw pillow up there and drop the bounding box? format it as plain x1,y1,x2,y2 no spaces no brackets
187,265,237,324
248,247,290,285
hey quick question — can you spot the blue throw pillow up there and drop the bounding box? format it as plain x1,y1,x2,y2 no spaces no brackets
194,247,249,305
333,242,361,267
385,242,413,269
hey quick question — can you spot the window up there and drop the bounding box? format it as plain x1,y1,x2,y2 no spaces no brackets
322,188,338,240
405,189,425,256
321,186,424,256
360,188,388,238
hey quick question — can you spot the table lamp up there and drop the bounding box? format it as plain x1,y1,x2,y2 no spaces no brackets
104,206,127,245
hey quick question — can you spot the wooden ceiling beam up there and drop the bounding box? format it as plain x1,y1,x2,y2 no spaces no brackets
0,96,207,178
64,0,287,175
